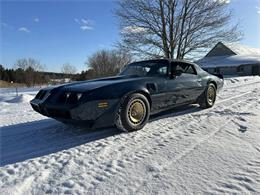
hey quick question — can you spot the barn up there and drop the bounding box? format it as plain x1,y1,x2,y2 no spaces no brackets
196,42,260,76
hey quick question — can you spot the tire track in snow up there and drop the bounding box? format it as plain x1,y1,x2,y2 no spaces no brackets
208,157,260,194
91,88,259,193
131,89,259,194
51,87,256,194
223,80,260,90
10,130,129,194
121,89,255,161
1,167,50,195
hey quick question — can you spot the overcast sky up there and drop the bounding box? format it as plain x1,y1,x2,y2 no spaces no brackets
1,0,260,72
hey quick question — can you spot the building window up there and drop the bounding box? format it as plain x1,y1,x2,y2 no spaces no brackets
237,66,244,73
214,68,220,73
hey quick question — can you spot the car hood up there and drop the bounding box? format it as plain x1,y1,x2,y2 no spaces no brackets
56,75,151,92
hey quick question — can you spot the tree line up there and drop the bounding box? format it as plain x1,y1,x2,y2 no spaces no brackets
0,49,132,86
0,58,75,87
0,58,49,87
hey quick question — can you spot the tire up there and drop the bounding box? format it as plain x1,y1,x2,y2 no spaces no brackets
115,93,150,132
198,83,216,109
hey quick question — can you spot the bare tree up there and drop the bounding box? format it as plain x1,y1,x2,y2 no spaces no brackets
86,49,132,77
61,63,77,75
13,58,45,86
116,0,241,60
14,58,44,71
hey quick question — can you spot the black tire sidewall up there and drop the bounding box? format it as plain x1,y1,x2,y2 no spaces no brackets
120,93,150,132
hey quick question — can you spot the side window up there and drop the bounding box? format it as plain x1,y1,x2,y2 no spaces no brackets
175,64,184,72
158,66,167,75
237,66,244,73
184,64,196,75
171,62,196,75
170,62,179,75
214,68,220,73
147,63,168,77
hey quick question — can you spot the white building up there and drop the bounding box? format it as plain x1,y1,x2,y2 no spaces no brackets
196,42,260,76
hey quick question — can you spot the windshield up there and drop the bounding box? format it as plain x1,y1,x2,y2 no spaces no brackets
119,60,169,77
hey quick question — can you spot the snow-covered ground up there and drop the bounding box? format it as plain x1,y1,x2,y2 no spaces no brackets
0,76,260,194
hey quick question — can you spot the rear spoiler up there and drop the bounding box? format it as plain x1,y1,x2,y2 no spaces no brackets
213,74,223,80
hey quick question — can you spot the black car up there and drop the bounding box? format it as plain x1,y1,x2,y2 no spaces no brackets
30,59,223,132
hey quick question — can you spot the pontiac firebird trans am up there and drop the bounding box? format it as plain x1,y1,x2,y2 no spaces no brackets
30,59,223,132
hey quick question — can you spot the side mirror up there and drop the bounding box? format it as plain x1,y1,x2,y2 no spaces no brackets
175,70,182,76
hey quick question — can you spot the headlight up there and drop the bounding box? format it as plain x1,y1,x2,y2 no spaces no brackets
60,92,83,104
65,92,71,98
76,93,83,100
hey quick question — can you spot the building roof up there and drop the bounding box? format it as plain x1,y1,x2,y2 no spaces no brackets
196,55,260,68
196,42,260,68
223,42,260,56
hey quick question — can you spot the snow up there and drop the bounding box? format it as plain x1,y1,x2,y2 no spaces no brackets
196,42,260,68
224,42,260,56
1,76,260,194
196,55,260,68
4,94,34,104
0,86,44,95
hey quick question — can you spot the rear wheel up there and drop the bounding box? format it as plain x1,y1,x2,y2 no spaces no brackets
198,83,216,108
115,93,150,132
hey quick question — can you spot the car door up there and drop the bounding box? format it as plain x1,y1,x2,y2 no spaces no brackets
149,63,173,111
166,62,204,106
152,62,187,109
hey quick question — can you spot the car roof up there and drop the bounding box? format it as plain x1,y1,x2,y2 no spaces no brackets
131,58,199,67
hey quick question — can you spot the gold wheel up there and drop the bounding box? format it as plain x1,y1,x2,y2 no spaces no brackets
127,99,146,125
207,85,216,105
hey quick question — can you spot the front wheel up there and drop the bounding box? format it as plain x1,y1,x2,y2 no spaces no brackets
198,83,216,108
115,93,150,132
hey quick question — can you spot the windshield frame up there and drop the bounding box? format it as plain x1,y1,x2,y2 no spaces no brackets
119,59,170,77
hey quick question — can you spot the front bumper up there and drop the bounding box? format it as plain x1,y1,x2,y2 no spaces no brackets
30,98,120,128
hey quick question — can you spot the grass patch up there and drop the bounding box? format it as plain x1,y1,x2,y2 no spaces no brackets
0,80,26,88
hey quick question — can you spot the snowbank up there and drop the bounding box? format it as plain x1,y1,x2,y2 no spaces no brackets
5,94,34,104
223,75,260,87
0,87,42,95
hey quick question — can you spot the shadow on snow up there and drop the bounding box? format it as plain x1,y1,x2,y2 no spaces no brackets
0,104,201,166
0,119,120,166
